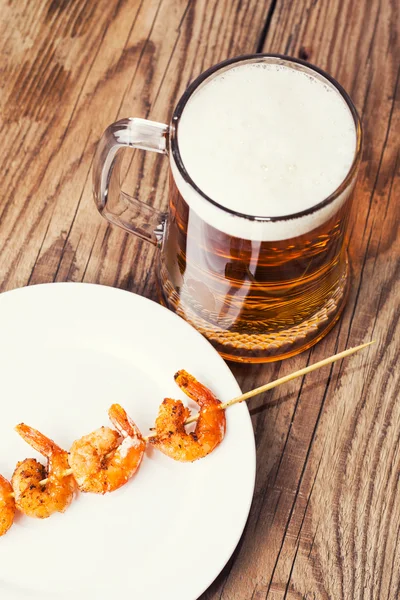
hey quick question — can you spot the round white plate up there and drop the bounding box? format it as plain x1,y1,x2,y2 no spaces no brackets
0,283,255,600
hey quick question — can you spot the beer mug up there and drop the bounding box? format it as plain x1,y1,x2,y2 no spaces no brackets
93,54,362,363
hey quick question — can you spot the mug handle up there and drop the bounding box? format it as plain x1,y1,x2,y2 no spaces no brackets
93,118,169,247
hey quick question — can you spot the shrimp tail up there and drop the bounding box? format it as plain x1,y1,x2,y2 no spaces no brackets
15,424,61,457
108,404,142,439
174,370,221,407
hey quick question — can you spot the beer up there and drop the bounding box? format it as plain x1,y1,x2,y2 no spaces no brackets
159,60,359,362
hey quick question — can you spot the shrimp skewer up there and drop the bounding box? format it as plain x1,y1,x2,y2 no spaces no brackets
149,370,226,462
68,404,146,494
12,425,76,519
36,342,374,483
0,474,16,536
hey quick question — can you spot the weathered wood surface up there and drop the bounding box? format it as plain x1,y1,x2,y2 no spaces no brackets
0,0,399,598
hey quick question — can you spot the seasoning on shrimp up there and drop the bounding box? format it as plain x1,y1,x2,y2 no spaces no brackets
68,404,146,494
150,370,226,462
12,425,77,519
0,474,16,536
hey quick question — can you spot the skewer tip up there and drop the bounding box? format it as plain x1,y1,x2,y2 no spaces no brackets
348,340,375,352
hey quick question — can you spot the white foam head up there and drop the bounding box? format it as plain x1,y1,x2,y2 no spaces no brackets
171,58,358,241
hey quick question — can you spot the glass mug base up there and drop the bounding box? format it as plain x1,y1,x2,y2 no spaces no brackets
157,257,350,363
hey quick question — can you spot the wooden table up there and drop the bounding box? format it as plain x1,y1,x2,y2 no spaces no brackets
1,1,399,598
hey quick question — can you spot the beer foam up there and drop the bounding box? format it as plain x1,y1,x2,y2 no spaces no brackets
172,60,357,241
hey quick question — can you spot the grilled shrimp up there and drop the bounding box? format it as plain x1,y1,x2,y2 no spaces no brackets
0,474,15,536
68,404,146,494
150,370,226,462
12,425,76,519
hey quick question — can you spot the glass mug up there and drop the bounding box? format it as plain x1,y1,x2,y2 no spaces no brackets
93,54,362,363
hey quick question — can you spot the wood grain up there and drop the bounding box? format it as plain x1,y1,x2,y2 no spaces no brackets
0,0,399,599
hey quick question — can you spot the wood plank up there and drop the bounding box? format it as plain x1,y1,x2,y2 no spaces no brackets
208,1,399,598
0,0,273,294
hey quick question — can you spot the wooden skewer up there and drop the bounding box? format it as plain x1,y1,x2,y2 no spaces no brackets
24,341,372,490
184,340,374,424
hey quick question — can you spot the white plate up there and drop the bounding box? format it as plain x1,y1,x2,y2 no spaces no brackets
0,283,255,600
